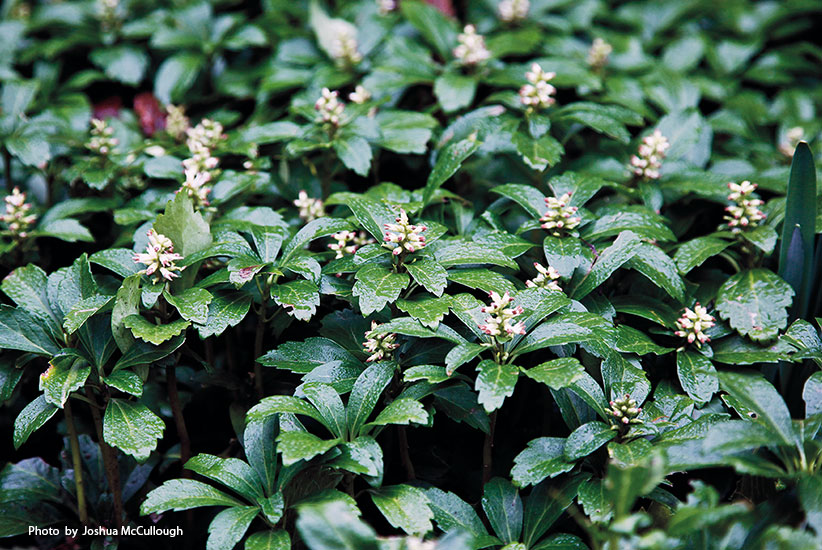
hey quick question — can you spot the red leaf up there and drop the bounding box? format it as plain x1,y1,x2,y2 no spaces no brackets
134,92,166,136
92,96,122,120
425,0,455,16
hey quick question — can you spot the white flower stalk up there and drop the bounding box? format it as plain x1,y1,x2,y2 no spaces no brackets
315,88,345,126
778,126,804,158
186,119,224,150
723,181,765,232
133,229,185,283
377,0,396,15
498,0,529,22
294,191,326,222
454,25,491,66
363,321,399,362
540,192,581,236
329,22,363,67
608,394,642,426
587,37,613,70
629,130,670,180
519,63,556,110
329,230,373,259
86,118,119,155
349,85,372,104
383,209,427,256
180,168,212,208
165,104,190,141
525,262,562,291
1,187,37,238
479,291,526,338
674,304,715,348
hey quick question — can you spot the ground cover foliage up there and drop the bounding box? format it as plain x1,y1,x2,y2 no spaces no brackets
1,0,822,548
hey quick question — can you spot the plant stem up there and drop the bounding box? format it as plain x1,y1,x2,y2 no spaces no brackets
482,410,497,484
397,426,416,480
254,307,266,400
167,362,191,474
85,387,123,530
64,398,88,525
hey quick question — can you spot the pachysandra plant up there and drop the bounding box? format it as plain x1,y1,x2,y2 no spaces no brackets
1,1,822,549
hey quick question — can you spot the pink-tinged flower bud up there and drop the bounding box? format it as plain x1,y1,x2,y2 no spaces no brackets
133,229,185,283
453,25,491,66
628,130,669,180
675,303,715,348
363,321,399,362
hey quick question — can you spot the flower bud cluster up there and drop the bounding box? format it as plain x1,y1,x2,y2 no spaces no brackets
181,119,224,208
97,0,120,30
629,130,670,180
525,262,562,291
377,0,396,15
383,209,427,256
587,37,613,70
674,303,715,348
540,192,581,236
329,230,373,259
329,22,363,66
454,25,491,66
87,118,119,155
133,229,185,283
519,63,556,110
349,85,372,104
479,291,526,338
608,394,642,426
316,88,345,126
363,321,399,362
723,181,765,232
1,187,37,238
294,191,326,222
165,104,190,141
498,0,529,22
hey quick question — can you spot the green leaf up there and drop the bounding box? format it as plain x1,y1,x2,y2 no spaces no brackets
475,360,519,413
445,342,486,375
259,336,362,373
103,399,164,462
302,383,347,438
154,52,204,104
141,479,244,514
13,395,58,449
1,264,59,330
482,478,523,544
742,224,778,255
577,479,613,522
434,72,477,113
197,292,252,339
423,487,488,537
352,263,410,316
39,356,91,408
715,269,794,342
604,456,665,519
447,269,517,295
207,506,260,550
347,362,394,437
334,135,372,177
396,295,451,328
573,231,642,300
523,358,586,390
296,501,378,550
164,287,213,325
399,0,458,59
90,45,148,85
63,294,112,334
798,474,822,536
244,416,278,496
124,315,190,345
112,274,141,352
282,217,353,264
625,243,685,302
153,192,212,287
676,351,718,404
564,421,615,461
778,141,817,319
718,371,800,449
2,80,38,121
245,530,290,550
271,280,320,322
0,305,60,355
375,111,436,154
554,103,635,143
102,370,143,397
804,372,822,417
423,138,480,205
514,132,564,171
371,484,433,535
673,236,731,274
185,454,264,502
542,236,583,279
582,211,675,243
404,259,448,297
276,431,339,466
493,183,546,218
513,319,593,356
511,438,574,487
434,240,518,269
523,476,588,547
367,398,428,427
247,395,325,424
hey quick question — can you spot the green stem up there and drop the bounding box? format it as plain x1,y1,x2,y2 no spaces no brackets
482,410,497,484
86,387,123,530
397,426,416,480
64,398,88,525
168,362,191,473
